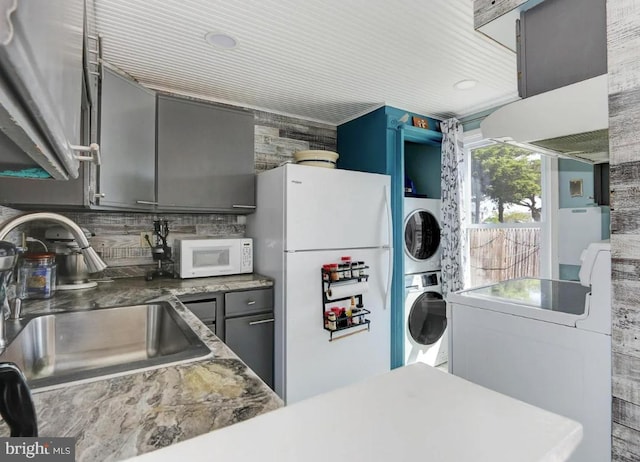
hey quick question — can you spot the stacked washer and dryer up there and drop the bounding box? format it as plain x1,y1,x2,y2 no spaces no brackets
403,197,447,367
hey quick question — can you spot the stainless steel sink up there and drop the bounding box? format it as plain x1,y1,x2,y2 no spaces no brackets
0,302,211,390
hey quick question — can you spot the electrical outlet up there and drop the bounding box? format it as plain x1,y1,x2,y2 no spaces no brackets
140,232,153,247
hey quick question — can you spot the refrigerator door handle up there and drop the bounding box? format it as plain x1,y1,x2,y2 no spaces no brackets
384,184,393,310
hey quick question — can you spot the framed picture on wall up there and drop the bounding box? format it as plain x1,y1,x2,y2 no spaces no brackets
570,179,583,197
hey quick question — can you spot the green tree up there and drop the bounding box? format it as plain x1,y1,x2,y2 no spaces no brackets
471,144,541,223
483,211,533,224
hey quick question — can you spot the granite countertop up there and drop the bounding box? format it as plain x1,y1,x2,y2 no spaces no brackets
0,274,282,461
19,273,274,315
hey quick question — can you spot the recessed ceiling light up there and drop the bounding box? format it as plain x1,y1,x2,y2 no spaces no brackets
204,32,238,50
453,79,477,90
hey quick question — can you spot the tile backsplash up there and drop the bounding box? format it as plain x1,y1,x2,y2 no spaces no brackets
57,211,244,266
254,110,337,171
0,106,337,277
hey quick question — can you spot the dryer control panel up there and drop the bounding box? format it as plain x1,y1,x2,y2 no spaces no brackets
422,272,440,287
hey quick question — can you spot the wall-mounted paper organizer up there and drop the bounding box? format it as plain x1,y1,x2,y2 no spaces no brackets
320,263,371,341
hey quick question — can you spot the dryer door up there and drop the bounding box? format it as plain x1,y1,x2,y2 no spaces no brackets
408,291,446,346
404,210,441,262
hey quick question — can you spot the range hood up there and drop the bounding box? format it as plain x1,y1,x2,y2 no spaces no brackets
480,75,609,164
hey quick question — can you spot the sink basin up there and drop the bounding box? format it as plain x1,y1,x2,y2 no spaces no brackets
0,302,211,390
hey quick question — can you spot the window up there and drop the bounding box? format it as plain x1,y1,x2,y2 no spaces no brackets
463,134,555,288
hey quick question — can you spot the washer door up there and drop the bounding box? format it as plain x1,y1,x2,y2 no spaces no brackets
404,210,441,261
408,291,446,346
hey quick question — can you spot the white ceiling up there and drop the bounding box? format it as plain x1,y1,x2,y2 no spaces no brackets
92,0,519,125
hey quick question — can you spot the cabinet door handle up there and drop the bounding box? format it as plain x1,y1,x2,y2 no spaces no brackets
249,318,275,326
136,200,159,205
232,205,256,209
246,300,256,305
71,143,101,165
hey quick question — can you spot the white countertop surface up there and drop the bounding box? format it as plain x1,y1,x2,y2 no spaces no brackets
125,363,582,462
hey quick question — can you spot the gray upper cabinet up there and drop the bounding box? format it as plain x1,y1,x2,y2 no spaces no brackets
97,68,156,209
156,95,256,212
517,0,607,98
0,150,92,208
0,0,85,179
0,66,155,210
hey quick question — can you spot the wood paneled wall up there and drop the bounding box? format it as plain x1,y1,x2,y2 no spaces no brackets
473,0,530,28
608,1,640,459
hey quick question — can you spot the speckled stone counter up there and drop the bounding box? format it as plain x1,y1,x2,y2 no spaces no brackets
17,273,274,315
0,275,282,461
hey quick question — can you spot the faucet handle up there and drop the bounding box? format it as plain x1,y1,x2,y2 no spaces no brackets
9,298,21,320
1,283,15,320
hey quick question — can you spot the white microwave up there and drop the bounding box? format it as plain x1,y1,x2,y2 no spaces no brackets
174,238,253,278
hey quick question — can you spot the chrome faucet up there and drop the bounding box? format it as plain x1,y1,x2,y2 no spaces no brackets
0,212,108,352
0,212,107,273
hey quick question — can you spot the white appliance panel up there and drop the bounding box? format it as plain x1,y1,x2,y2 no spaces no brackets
247,164,393,402
284,164,391,251
449,302,611,462
403,198,442,274
557,207,602,265
404,272,447,367
577,242,611,335
284,248,391,404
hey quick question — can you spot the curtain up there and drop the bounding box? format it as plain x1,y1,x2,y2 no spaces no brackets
440,118,466,297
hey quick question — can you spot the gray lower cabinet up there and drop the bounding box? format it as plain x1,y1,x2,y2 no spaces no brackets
156,95,256,212
224,288,274,389
179,288,274,389
96,67,156,209
180,294,218,334
224,312,275,389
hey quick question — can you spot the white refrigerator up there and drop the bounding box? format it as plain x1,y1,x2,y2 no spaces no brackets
247,164,392,404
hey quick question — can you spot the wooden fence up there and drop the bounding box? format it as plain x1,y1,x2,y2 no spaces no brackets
468,227,540,287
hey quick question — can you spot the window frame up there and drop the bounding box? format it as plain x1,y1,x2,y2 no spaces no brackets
462,129,558,288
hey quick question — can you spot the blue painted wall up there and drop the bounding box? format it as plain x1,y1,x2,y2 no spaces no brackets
558,158,595,208
337,107,389,174
404,142,441,199
559,264,581,281
459,107,501,132
601,206,610,239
